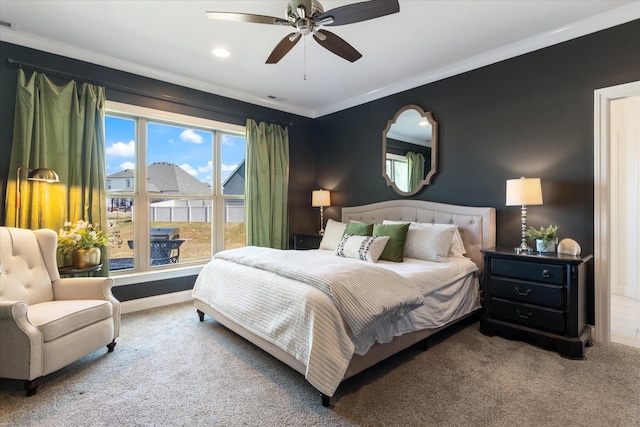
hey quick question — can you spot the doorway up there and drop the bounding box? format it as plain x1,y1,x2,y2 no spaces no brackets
594,81,640,347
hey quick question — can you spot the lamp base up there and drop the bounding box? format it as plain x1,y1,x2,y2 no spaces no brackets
514,246,534,254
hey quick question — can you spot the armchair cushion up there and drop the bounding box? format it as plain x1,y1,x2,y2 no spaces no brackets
27,300,113,342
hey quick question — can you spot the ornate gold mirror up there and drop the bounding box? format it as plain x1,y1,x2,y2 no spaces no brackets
382,105,438,196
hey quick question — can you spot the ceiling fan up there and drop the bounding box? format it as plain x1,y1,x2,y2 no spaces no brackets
206,0,400,64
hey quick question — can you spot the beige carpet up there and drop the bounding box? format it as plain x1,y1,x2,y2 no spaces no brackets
1,301,639,426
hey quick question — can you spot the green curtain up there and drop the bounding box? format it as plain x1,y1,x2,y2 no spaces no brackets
5,69,107,267
245,119,290,249
406,151,425,191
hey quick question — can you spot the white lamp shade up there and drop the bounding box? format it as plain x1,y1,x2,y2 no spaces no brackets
312,190,330,207
506,177,543,206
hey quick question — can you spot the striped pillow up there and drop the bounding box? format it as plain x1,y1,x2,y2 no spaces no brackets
403,226,456,262
335,234,390,263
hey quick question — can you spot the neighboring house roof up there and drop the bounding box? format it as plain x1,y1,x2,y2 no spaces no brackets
222,160,245,196
108,169,135,178
107,162,210,195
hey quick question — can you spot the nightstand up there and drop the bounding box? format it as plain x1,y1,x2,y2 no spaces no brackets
479,247,593,359
292,233,322,250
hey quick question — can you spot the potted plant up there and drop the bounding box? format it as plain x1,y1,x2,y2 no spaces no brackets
525,224,559,253
58,220,109,268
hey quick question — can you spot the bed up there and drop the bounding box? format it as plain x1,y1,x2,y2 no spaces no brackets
193,200,495,406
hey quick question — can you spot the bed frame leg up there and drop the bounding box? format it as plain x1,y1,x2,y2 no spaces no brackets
197,309,205,322
321,393,330,407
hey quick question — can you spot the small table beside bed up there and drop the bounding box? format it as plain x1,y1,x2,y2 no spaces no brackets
193,199,496,406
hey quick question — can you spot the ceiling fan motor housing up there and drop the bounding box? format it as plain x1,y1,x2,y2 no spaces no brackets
287,1,325,21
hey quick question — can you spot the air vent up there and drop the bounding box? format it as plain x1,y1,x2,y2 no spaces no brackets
0,21,16,30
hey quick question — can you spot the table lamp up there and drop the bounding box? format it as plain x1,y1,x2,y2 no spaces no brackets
506,176,543,254
312,190,331,235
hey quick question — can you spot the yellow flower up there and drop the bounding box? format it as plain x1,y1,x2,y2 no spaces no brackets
58,220,109,255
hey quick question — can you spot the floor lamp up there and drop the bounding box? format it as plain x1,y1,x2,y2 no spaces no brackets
15,166,60,228
312,189,331,235
506,176,543,254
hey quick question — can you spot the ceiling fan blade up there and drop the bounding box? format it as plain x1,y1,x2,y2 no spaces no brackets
205,11,289,26
318,0,399,26
266,33,302,64
313,30,362,63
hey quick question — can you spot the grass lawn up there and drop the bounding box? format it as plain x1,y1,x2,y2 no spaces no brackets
107,213,245,263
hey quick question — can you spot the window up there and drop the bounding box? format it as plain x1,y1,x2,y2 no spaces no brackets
386,153,409,192
105,102,246,273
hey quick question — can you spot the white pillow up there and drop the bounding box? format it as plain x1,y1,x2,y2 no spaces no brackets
383,220,466,257
319,219,347,250
334,234,389,263
403,226,456,262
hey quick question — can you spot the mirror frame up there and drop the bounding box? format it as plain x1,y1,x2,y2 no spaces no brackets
382,104,438,196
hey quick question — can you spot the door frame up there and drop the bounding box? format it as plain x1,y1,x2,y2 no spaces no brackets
593,80,640,343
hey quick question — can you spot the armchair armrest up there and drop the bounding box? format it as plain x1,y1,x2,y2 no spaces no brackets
53,277,115,300
0,301,43,380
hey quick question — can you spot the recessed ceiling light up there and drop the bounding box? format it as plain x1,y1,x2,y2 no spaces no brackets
212,48,230,58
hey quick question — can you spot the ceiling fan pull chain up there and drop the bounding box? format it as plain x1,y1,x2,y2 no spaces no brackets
303,36,307,81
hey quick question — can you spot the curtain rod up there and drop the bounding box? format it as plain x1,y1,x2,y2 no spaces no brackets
6,57,293,128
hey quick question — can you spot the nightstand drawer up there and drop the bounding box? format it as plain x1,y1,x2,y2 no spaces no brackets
491,258,565,285
491,298,565,334
293,233,322,250
489,278,564,309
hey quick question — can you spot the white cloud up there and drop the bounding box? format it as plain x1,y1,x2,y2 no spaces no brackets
221,134,235,146
180,129,203,144
221,163,238,172
198,161,213,173
179,163,198,177
106,140,135,157
119,161,135,170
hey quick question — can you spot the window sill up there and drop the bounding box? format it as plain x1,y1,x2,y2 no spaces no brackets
111,263,205,287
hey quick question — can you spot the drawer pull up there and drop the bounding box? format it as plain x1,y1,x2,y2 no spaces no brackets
516,309,533,319
515,287,532,296
541,269,550,278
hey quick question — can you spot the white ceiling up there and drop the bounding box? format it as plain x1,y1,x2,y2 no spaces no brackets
1,1,638,118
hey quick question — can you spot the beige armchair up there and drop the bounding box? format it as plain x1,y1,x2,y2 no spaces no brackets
0,227,120,395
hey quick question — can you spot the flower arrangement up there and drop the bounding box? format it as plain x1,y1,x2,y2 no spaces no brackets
58,220,109,255
525,224,559,245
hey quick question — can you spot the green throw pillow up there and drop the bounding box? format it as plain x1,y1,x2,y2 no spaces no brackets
344,222,373,236
373,223,410,262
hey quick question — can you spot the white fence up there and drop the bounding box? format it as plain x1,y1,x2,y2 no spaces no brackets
149,204,245,223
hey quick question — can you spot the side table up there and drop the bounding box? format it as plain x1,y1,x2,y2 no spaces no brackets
58,264,103,277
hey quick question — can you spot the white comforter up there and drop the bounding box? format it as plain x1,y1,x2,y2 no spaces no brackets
192,247,471,397
214,246,425,337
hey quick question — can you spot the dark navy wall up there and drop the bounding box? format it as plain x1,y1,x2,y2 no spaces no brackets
313,20,640,256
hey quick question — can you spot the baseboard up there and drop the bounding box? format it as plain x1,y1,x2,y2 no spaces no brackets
120,290,193,314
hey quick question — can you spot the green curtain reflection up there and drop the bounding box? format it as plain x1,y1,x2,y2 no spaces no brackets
245,119,289,249
5,69,108,270
406,151,425,191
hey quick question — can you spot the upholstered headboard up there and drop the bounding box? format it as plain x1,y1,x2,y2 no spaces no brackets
342,200,496,272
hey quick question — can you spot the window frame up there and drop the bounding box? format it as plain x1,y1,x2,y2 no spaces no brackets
105,101,245,286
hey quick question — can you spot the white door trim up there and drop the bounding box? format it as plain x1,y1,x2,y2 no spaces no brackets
593,80,640,343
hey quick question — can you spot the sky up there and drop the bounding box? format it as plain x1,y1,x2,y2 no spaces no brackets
105,115,245,185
